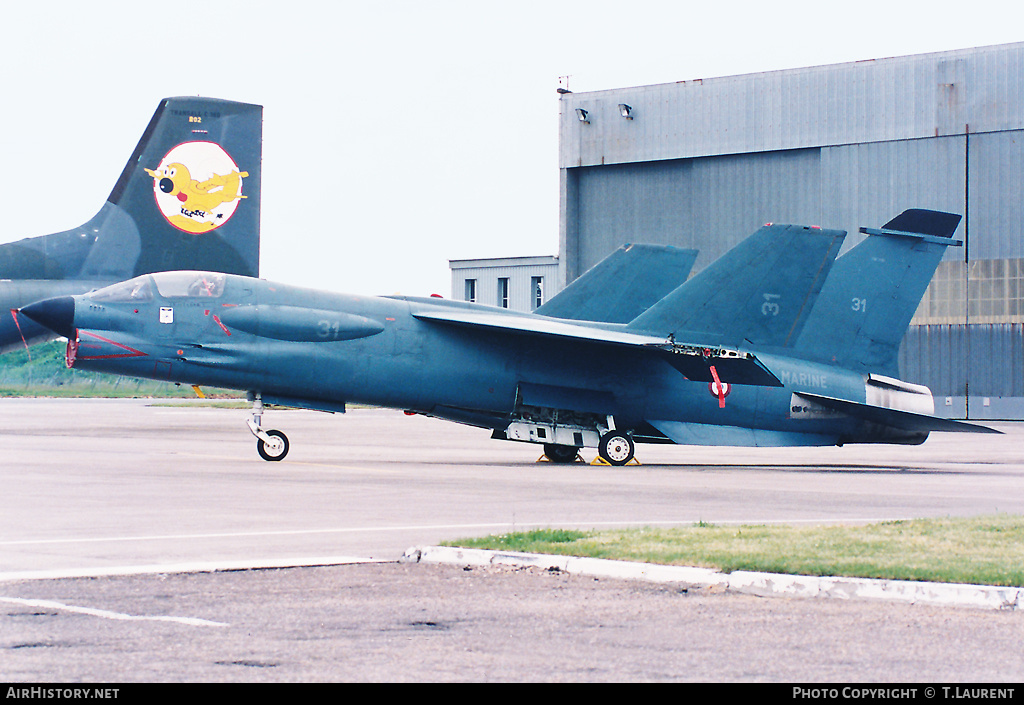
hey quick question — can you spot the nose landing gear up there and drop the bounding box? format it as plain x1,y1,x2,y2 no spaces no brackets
247,393,290,461
256,429,289,461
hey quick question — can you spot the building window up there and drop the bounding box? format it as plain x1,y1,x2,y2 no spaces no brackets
912,257,1024,325
531,276,544,310
464,279,477,303
497,278,510,308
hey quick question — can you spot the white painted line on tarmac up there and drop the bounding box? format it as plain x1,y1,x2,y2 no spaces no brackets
0,555,386,582
0,596,228,628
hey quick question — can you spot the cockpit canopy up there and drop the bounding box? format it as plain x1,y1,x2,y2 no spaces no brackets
90,276,154,303
90,271,227,303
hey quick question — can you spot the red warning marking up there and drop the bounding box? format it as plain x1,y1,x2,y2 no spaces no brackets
708,365,729,408
10,309,31,360
75,330,147,361
212,315,231,335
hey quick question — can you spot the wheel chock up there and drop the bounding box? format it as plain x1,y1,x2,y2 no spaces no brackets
537,453,585,463
590,456,642,466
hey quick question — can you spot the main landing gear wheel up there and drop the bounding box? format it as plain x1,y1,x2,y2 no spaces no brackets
257,429,290,462
543,443,580,464
598,430,635,466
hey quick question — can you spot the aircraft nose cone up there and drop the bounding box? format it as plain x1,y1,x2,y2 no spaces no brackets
20,296,76,339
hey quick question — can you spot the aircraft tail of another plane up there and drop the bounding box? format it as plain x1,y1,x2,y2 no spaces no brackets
793,209,962,377
536,243,698,323
0,97,262,283
626,223,846,349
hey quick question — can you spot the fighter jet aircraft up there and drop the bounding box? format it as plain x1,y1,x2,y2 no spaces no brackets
0,96,262,353
21,209,997,463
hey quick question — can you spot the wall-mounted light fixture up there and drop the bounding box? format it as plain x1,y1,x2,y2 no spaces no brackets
575,108,590,124
618,104,634,120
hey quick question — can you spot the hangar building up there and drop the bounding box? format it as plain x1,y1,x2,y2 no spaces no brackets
450,255,559,311
557,42,1024,420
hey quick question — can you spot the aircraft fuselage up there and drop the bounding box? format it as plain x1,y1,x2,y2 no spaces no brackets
52,272,930,449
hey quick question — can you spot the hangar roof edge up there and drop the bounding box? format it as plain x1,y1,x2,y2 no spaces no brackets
559,41,1024,169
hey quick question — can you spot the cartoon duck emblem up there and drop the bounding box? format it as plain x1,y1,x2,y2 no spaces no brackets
145,142,249,234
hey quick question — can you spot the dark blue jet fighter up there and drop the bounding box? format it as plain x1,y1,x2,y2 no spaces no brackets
22,209,996,462
0,96,262,354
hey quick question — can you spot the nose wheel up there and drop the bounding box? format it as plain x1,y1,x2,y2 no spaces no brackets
256,429,290,461
247,393,290,461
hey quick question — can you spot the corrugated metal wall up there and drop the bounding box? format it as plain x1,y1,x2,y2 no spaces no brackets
901,324,1024,418
558,43,1024,419
819,136,967,256
559,43,1024,167
566,138,966,280
568,150,822,281
969,130,1024,260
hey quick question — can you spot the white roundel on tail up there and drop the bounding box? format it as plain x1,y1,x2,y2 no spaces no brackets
144,142,248,234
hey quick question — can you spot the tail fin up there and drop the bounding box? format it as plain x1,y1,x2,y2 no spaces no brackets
627,224,845,348
536,243,697,323
793,209,962,376
0,96,262,282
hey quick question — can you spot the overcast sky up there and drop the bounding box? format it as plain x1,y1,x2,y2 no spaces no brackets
2,1,1022,296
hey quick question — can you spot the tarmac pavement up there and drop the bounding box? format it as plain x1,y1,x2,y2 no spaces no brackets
2,399,1023,682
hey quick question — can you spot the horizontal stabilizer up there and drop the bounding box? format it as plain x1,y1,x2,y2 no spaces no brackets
879,208,961,239
537,244,698,323
796,393,1000,434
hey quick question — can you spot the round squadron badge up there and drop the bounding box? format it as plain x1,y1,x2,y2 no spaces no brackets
145,142,248,234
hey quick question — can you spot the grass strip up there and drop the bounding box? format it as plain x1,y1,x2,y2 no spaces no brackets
445,515,1024,587
0,340,239,399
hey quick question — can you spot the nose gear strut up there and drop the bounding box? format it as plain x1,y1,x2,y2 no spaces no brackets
247,392,290,461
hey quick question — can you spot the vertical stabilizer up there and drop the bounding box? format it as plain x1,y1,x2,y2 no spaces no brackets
536,243,698,323
627,224,846,349
793,209,962,376
0,97,262,282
